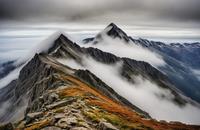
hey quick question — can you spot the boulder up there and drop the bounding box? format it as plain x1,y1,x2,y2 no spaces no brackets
70,127,88,130
26,111,43,124
41,126,62,130
46,98,76,110
57,117,77,128
98,121,118,130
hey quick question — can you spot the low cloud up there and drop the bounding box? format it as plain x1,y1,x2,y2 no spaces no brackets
191,69,200,81
0,66,23,89
0,32,70,89
58,56,200,124
14,31,63,64
81,34,166,67
0,99,28,124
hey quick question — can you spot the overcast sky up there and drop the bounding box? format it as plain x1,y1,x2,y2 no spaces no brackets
0,0,200,25
0,0,200,44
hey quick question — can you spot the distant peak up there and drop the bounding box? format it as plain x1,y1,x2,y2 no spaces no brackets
103,23,130,42
58,33,66,39
57,33,72,43
84,23,130,44
107,22,118,28
106,22,121,31
46,33,76,55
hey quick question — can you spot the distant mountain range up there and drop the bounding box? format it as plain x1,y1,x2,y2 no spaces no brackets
84,23,200,103
0,23,200,129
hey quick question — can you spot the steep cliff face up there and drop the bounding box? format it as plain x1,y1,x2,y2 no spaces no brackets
0,25,200,129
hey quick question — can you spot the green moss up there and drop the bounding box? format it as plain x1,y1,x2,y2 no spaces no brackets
83,111,100,123
53,107,65,113
103,113,122,126
82,106,146,130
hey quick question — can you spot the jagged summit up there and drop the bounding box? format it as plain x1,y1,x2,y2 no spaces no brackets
107,22,117,27
83,23,131,44
47,34,74,53
44,33,82,61
104,23,130,42
88,23,130,43
106,22,121,31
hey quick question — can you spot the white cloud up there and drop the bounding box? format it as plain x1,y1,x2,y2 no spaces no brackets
0,31,71,88
14,31,62,64
0,65,23,89
0,99,28,124
191,69,200,81
81,34,166,67
57,56,200,124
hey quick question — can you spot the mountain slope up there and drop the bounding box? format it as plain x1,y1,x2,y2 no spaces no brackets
1,69,198,129
130,38,200,103
13,69,200,130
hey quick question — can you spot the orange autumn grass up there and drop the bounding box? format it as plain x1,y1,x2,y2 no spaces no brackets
57,75,200,130
59,75,141,119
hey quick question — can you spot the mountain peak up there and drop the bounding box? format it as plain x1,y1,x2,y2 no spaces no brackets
57,34,72,43
92,23,130,43
104,23,130,42
56,33,73,45
107,22,118,28
47,33,77,54
83,23,130,44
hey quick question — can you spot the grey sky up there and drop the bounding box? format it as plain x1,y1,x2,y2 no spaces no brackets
0,0,200,26
0,0,200,45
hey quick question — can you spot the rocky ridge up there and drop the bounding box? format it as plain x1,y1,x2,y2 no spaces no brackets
0,24,200,129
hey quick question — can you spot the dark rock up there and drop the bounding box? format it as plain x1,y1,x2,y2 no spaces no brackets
0,123,14,130
106,23,130,42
